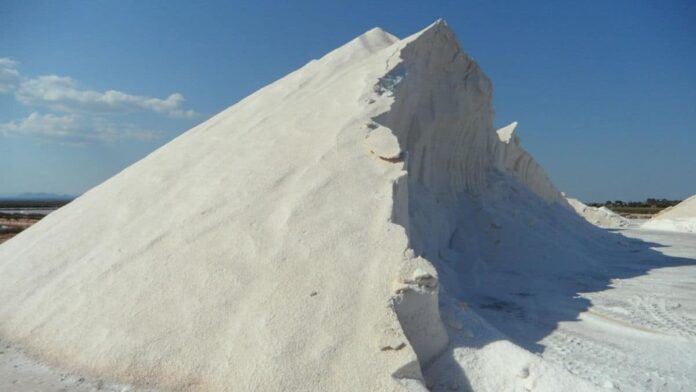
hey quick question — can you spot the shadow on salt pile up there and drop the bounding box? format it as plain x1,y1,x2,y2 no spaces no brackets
460,223,695,353
366,20,696,390
394,174,696,390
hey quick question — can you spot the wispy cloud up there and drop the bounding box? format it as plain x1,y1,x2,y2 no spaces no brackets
15,75,196,118
0,112,161,144
0,58,21,93
0,57,196,143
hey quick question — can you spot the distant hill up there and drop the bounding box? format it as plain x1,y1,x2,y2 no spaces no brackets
0,192,76,201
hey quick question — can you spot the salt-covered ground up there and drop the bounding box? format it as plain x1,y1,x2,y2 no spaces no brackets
541,227,696,391
0,336,161,392
426,223,696,392
2,223,694,391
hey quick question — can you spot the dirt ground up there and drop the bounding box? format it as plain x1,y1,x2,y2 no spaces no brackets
0,215,42,244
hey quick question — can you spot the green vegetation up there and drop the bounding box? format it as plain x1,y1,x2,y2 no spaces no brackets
589,198,682,216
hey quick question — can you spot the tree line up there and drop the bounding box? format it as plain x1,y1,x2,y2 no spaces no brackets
589,198,682,208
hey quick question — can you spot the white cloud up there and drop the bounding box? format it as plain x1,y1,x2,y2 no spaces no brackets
0,57,196,143
1,57,197,118
15,75,197,118
0,112,161,143
0,58,21,93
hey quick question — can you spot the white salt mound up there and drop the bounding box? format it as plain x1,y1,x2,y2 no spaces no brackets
567,198,629,229
642,194,696,233
0,20,600,391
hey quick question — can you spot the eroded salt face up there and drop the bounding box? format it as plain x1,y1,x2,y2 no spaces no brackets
365,124,402,161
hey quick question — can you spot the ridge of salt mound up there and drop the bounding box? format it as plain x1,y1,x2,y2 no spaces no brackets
310,26,399,69
492,121,569,206
0,20,599,392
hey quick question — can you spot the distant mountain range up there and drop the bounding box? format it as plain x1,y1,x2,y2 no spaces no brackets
0,192,77,201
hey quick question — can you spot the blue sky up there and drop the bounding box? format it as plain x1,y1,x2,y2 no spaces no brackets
1,1,694,202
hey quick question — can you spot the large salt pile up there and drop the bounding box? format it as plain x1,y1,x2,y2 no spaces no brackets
642,194,696,233
0,21,604,391
567,197,629,229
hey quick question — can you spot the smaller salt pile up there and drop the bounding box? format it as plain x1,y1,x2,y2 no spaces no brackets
642,194,696,233
567,198,629,229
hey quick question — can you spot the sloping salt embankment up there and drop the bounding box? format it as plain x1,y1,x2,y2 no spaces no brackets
0,20,642,391
567,197,629,229
642,194,696,233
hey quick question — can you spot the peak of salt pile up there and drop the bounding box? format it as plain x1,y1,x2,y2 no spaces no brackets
0,20,599,391
642,194,696,233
